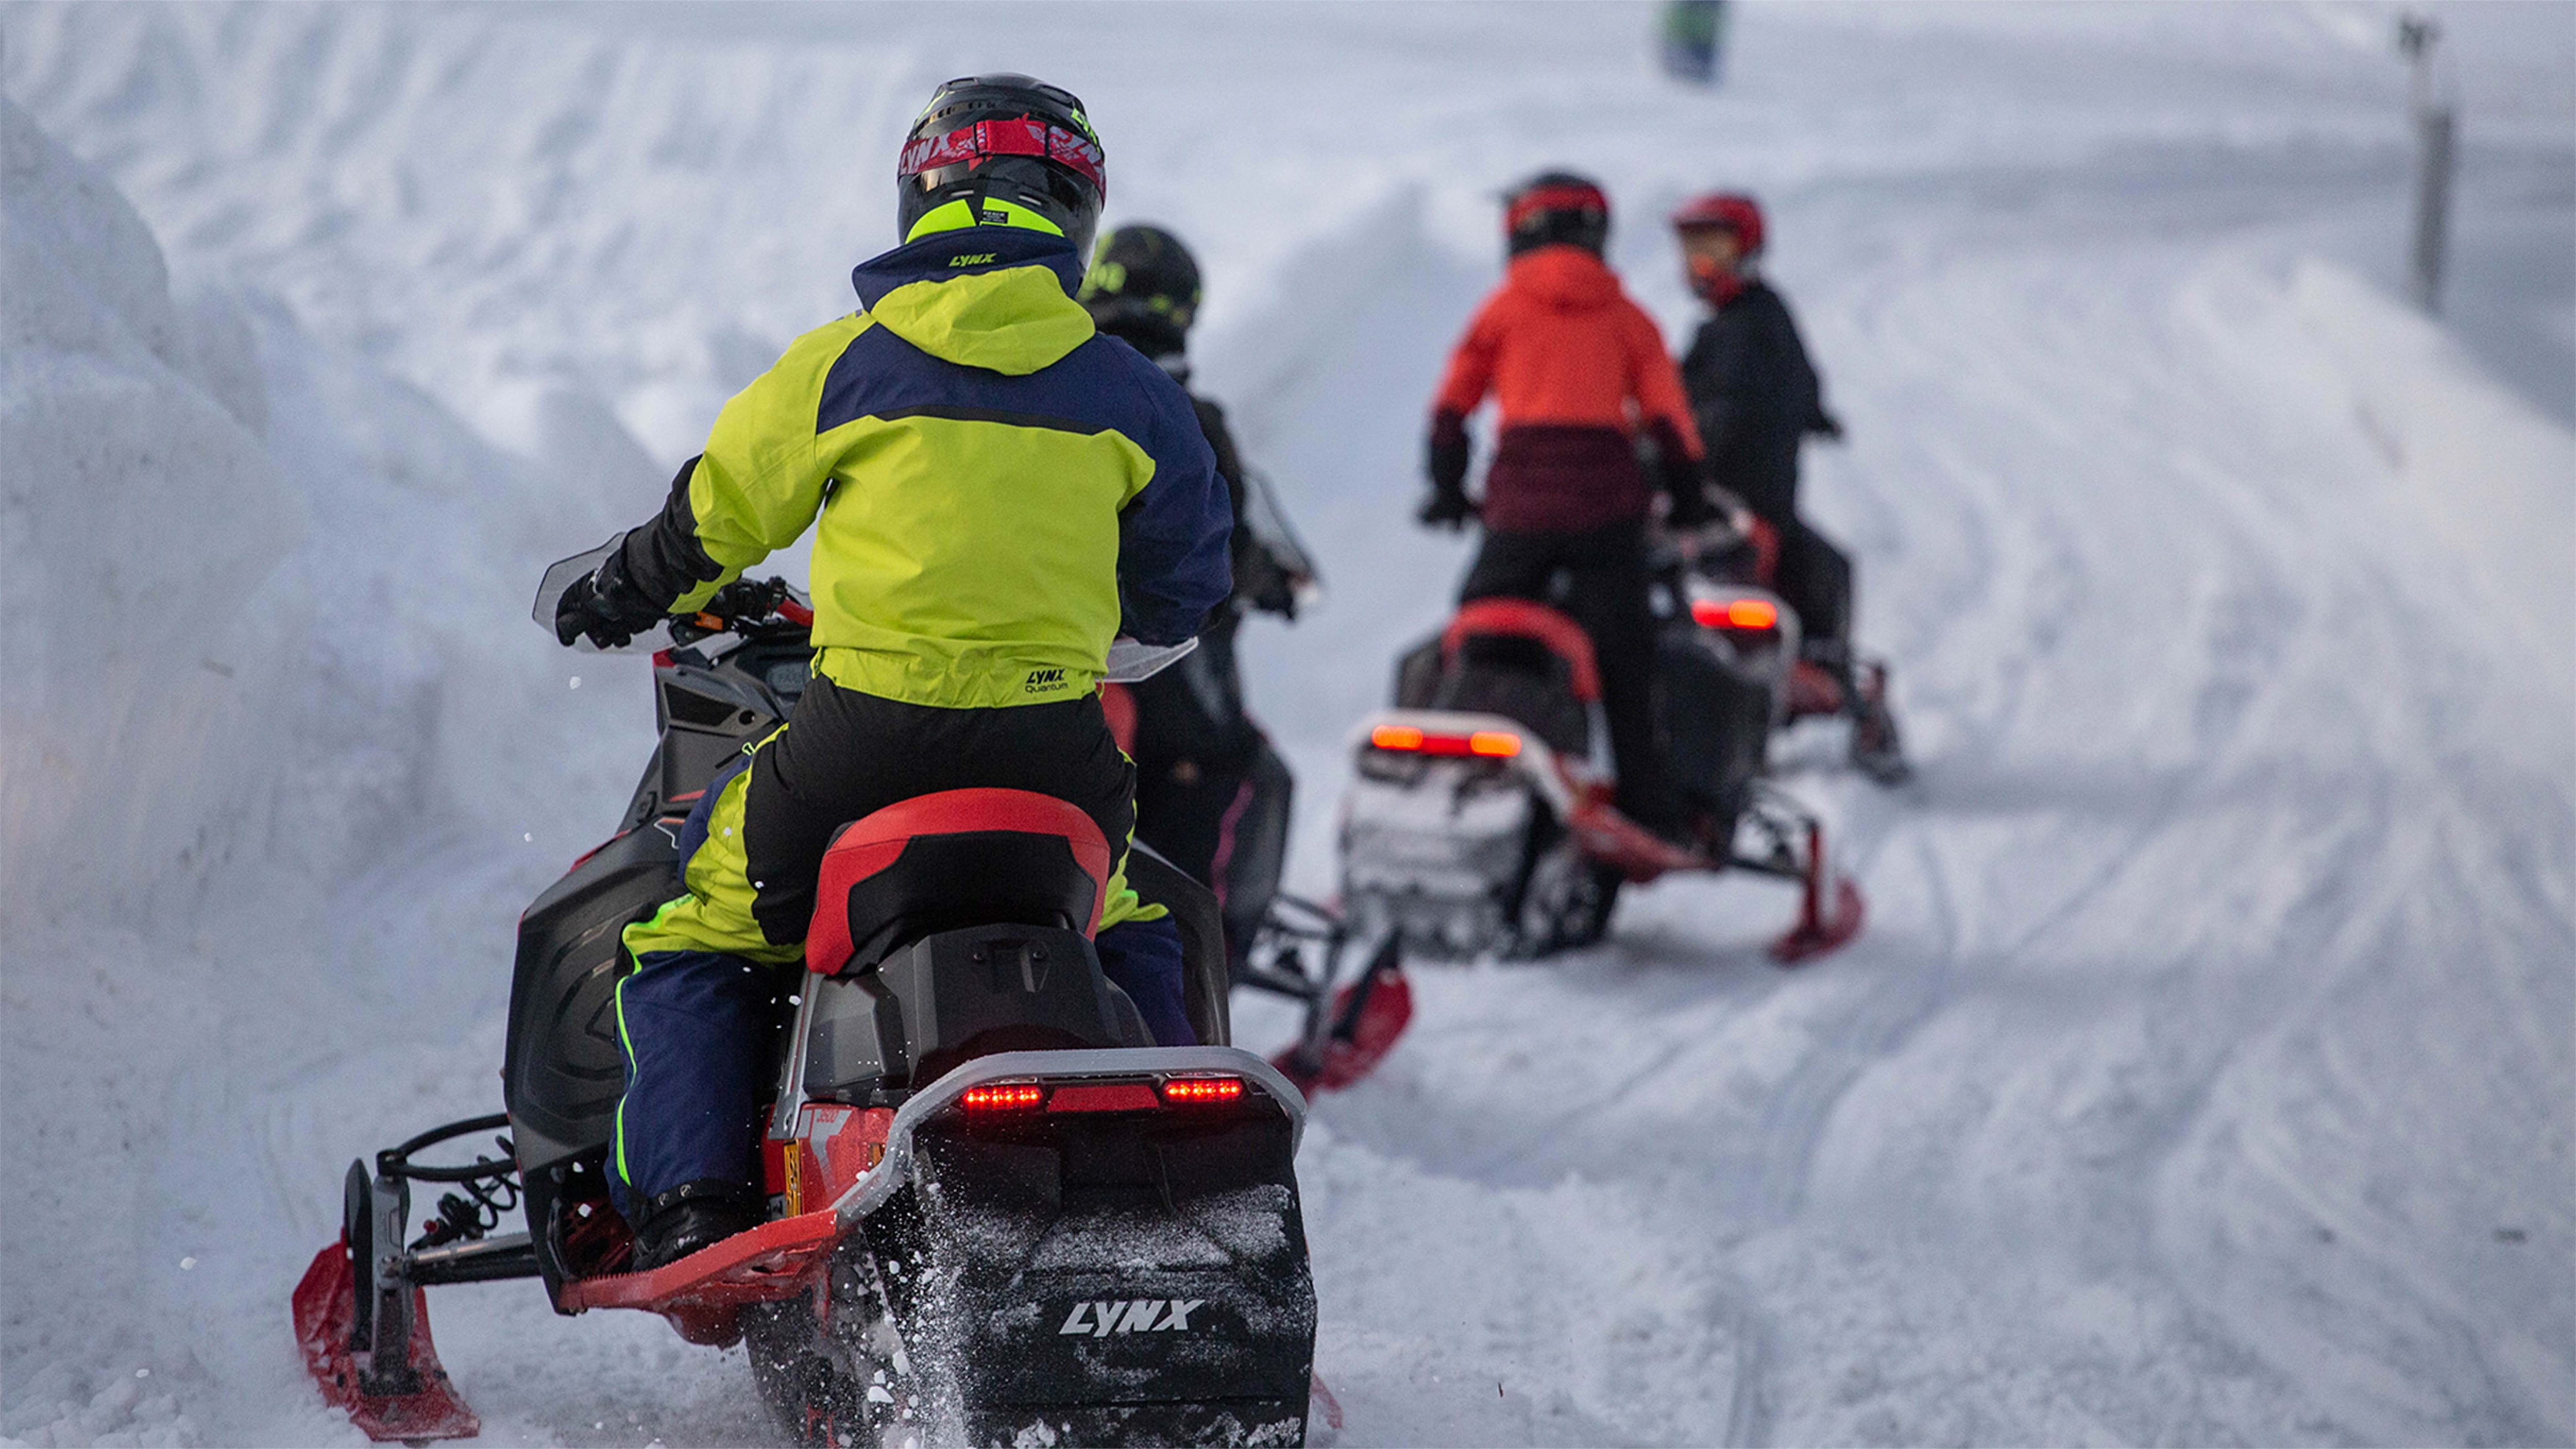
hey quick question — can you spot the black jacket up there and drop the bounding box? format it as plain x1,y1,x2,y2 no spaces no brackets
1677,280,1834,525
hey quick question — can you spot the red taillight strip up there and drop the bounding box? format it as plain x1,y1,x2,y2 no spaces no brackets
959,1081,1045,1112
1159,1076,1245,1105
1692,597,1780,631
1370,725,1522,759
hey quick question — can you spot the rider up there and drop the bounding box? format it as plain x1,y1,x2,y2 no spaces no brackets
1078,225,1301,939
551,75,1232,1269
1669,193,1902,779
1420,171,1717,838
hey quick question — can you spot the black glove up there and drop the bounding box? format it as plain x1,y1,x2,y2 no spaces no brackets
1813,411,1846,442
1418,482,1476,531
553,547,666,649
1421,416,1476,531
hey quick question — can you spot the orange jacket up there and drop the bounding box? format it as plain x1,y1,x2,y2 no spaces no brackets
1435,247,1702,446
1430,247,1702,532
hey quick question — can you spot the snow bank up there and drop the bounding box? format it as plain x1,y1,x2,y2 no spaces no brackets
2,94,668,1446
2286,258,2575,686
1,93,303,932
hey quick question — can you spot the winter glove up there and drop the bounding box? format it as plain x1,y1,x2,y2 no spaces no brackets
1421,412,1477,531
1811,411,1846,442
554,547,667,649
1417,481,1476,531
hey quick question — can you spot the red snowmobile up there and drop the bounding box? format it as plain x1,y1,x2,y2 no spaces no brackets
291,551,1321,1446
1699,513,1909,782
1337,518,1866,963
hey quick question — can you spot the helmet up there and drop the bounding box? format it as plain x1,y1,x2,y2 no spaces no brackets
1670,192,1765,255
1080,225,1202,359
1503,171,1609,257
896,74,1107,259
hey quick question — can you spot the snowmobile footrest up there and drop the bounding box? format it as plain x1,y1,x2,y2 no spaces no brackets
556,1206,841,1346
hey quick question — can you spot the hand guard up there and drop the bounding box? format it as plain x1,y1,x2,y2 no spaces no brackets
553,548,667,649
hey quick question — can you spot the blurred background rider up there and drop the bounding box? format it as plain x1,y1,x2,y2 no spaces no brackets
1421,171,1722,840
1080,225,1309,953
1671,192,1905,782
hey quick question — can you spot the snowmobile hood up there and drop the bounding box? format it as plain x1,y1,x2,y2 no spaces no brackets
1503,245,1623,311
850,230,1095,376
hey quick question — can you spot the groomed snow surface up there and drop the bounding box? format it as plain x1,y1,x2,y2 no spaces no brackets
3,4,2570,1445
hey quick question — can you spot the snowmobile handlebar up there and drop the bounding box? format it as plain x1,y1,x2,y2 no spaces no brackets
533,533,814,655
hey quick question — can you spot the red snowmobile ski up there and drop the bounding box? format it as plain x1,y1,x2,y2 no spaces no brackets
292,547,1321,1446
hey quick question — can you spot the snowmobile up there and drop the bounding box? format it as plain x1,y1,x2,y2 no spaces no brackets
1337,516,1865,962
1696,512,1908,783
292,546,1321,1446
1100,465,1415,1099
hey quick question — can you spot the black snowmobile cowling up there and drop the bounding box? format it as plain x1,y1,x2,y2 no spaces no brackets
294,562,1324,1447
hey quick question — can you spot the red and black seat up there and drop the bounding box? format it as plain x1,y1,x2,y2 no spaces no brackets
805,789,1113,978
1402,599,1598,757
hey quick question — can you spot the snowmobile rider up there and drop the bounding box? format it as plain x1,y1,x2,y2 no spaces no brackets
550,75,1232,1270
1420,171,1719,838
1079,224,1302,940
1670,193,1901,779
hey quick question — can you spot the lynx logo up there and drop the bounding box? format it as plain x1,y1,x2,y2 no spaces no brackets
1058,1299,1203,1336
950,252,997,268
1024,667,1069,694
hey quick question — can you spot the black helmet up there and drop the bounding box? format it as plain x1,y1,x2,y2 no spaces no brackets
896,74,1107,259
1503,171,1609,258
1079,225,1202,359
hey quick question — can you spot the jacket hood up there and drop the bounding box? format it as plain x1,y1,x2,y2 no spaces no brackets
1504,245,1622,311
851,229,1095,375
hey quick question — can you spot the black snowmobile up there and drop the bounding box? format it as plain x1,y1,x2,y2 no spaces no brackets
1103,465,1414,1098
292,546,1321,1446
1337,515,1864,962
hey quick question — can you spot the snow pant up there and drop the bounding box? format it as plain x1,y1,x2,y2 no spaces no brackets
610,675,1184,1216
1460,519,1683,830
1773,516,1852,652
1127,620,1263,890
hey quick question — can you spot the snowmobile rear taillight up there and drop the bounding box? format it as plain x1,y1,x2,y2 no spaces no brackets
1692,597,1778,631
1159,1075,1246,1105
960,1081,1046,1112
1369,725,1523,759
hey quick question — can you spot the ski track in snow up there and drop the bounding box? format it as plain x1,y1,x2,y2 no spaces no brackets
4,4,2571,1446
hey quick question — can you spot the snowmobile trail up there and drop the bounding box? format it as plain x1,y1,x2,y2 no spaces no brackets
5,5,2569,1446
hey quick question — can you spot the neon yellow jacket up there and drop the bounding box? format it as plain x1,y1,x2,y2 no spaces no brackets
626,229,1232,709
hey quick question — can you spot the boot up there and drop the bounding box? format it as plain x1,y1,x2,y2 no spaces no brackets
631,1181,762,1271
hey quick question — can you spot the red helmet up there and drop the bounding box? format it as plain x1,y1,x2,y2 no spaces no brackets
1670,192,1765,255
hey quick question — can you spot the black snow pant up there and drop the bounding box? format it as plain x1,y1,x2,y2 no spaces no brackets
1460,519,1682,831
1127,620,1264,891
1773,517,1852,653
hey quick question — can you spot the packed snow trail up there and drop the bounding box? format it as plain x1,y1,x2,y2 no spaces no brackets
4,5,2569,1445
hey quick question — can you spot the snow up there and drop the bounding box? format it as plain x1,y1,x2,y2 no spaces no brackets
3,3,2570,1445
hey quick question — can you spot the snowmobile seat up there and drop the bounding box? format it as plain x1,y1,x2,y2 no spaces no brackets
805,789,1113,978
1431,599,1598,757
